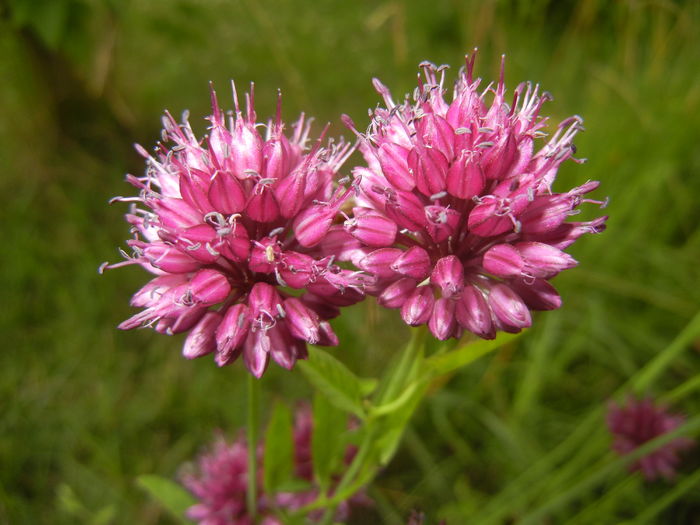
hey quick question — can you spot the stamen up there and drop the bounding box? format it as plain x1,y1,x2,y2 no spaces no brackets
274,268,288,287
204,211,227,227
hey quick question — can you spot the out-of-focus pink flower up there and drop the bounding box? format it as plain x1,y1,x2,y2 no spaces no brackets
406,510,447,525
180,436,255,525
607,397,695,481
407,510,426,525
343,52,607,340
181,405,364,524
106,84,367,377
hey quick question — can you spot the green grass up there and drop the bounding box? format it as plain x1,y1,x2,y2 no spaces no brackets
1,0,699,523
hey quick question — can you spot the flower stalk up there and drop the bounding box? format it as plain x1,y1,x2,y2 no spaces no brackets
247,374,260,521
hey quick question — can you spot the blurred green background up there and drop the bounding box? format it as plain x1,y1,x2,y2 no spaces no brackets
1,0,699,523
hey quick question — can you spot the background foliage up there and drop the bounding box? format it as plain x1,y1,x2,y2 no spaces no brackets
1,0,699,523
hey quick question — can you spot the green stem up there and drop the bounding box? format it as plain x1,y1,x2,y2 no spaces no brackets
247,374,260,522
632,308,700,392
318,427,375,525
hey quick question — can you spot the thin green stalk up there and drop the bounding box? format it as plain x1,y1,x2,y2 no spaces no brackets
518,415,700,525
633,308,700,392
663,372,700,404
378,326,427,404
476,410,602,523
368,486,404,525
566,477,638,525
632,468,700,524
404,426,451,497
477,310,700,523
316,327,432,523
318,427,375,525
247,374,260,522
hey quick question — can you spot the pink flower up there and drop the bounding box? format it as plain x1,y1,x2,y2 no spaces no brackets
406,510,447,525
106,84,367,377
607,397,695,481
181,405,364,524
343,52,607,340
181,436,256,525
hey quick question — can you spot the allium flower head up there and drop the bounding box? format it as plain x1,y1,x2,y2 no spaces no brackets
106,84,366,377
343,52,607,340
406,510,447,525
181,435,256,525
181,405,362,524
607,397,695,481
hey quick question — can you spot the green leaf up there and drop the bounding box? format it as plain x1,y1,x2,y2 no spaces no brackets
359,377,379,397
375,381,430,465
263,402,295,495
426,332,522,376
136,474,195,523
56,483,85,516
312,393,347,491
90,505,117,525
298,347,365,417
375,326,427,404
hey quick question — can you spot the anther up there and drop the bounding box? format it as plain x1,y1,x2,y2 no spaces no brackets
204,211,227,226
430,191,448,201
455,127,471,134
268,227,285,238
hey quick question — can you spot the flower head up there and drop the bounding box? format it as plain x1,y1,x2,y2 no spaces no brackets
106,84,366,376
181,405,363,524
343,52,607,340
607,397,695,481
181,435,255,525
406,510,447,525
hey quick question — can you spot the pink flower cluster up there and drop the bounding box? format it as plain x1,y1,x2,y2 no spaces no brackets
109,53,606,373
107,85,365,377
343,55,607,340
607,397,695,481
181,405,360,524
407,510,447,525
